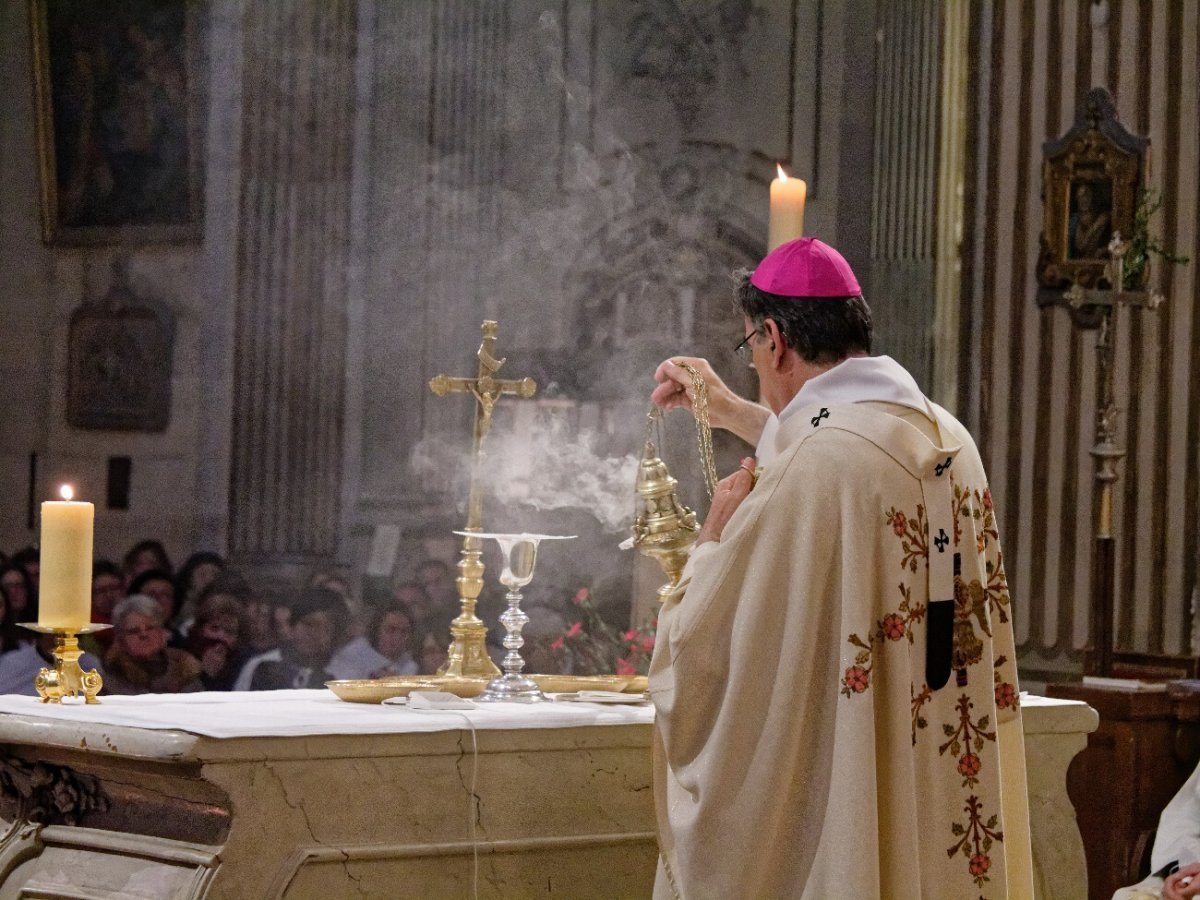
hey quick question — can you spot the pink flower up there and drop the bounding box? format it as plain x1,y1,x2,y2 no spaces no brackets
995,682,1016,709
640,636,656,653
550,637,564,652
623,630,639,642
843,666,869,693
958,753,981,777
566,621,583,639
969,853,991,877
616,658,636,676
892,511,907,536
573,588,590,605
882,614,906,641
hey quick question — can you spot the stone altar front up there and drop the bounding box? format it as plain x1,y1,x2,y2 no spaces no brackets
0,691,1094,898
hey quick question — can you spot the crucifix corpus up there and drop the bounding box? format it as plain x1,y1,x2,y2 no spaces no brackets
1064,235,1165,676
429,320,537,678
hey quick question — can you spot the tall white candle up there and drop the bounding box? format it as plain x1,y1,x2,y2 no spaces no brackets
768,164,807,251
38,485,93,630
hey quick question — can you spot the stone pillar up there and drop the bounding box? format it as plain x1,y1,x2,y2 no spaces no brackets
228,1,358,572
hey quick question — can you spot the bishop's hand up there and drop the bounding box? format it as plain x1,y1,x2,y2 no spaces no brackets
696,458,757,546
652,356,771,446
1164,863,1200,900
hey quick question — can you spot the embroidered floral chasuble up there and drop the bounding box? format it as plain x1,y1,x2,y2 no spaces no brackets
648,395,1032,900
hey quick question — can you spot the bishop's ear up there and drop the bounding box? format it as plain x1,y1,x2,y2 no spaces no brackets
761,318,783,361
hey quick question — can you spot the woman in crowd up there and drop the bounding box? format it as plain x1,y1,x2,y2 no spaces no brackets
183,590,246,690
0,561,36,626
127,569,178,626
327,602,418,680
172,551,225,633
104,594,202,695
122,539,173,584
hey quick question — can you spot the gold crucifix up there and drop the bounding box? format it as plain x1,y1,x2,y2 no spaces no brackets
429,320,537,678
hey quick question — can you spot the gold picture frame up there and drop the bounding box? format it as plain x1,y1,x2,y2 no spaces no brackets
29,0,205,246
1037,87,1147,298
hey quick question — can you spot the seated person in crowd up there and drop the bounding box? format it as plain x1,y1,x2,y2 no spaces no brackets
0,561,37,625
247,587,346,690
327,602,418,680
172,551,225,634
123,539,173,584
9,547,39,592
1116,762,1200,899
127,569,178,626
183,591,246,691
417,631,449,676
105,594,203,695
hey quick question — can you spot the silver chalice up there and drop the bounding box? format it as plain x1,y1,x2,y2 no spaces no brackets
457,532,574,703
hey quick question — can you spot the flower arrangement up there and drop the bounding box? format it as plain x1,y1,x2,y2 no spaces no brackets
1123,187,1189,289
551,587,657,676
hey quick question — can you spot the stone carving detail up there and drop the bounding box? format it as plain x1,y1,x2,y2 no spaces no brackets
0,758,109,826
625,0,754,128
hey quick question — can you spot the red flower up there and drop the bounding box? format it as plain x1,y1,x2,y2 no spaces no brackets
843,666,869,693
573,588,590,605
566,621,583,638
958,753,981,777
995,682,1016,709
969,853,991,877
616,657,636,676
640,636,656,653
550,637,564,652
982,489,994,512
882,613,906,641
623,630,639,641
892,511,907,536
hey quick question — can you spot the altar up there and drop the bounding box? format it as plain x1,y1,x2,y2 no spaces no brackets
0,691,1094,899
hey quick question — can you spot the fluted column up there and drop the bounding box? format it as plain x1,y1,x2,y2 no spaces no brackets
228,0,358,567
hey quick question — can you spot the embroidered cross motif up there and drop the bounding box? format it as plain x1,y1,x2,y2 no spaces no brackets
934,528,950,553
935,456,953,477
811,408,830,427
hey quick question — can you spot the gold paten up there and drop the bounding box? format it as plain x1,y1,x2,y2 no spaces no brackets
429,320,537,678
528,674,631,694
326,676,488,704
20,624,109,703
631,435,699,604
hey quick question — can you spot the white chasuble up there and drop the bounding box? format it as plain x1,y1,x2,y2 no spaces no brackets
648,396,1031,900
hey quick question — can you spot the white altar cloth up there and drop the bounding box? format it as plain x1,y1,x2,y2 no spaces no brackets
0,689,654,739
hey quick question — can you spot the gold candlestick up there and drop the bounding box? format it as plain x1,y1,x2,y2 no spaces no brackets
19,624,110,703
429,321,537,678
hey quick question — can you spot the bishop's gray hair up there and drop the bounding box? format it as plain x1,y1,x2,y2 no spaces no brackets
732,269,873,365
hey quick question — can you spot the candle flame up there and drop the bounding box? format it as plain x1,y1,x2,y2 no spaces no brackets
776,163,788,182
59,484,74,501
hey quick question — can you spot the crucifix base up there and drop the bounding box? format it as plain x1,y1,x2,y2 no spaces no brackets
440,618,500,678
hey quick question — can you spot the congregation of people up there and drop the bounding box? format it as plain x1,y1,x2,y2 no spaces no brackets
0,541,462,697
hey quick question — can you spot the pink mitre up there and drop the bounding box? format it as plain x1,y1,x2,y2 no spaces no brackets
750,237,862,298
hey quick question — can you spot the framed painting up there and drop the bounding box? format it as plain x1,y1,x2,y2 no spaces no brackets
1036,87,1147,303
29,0,205,245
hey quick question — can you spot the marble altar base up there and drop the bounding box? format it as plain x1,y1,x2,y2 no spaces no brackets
0,692,656,899
0,691,1095,899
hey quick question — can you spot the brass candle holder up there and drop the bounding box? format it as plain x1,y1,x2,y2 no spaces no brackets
631,440,699,602
19,624,110,704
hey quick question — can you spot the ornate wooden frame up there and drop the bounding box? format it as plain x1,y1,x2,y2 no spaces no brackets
1037,87,1148,301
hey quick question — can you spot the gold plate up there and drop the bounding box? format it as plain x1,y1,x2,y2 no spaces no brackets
623,675,648,694
326,676,488,704
528,674,631,694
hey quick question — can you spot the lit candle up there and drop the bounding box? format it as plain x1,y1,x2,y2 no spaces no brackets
38,485,94,630
768,164,807,251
